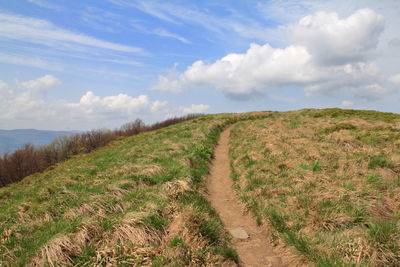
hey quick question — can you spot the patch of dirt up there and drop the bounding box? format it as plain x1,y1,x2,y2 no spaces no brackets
206,125,289,267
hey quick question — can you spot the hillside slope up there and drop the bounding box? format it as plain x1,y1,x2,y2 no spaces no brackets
1,109,399,266
0,113,263,266
230,109,400,266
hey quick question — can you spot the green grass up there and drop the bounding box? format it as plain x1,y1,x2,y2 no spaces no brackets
169,237,186,248
215,247,239,263
0,111,273,266
311,160,322,172
367,220,397,246
229,109,400,266
302,108,400,123
368,154,393,169
1,108,398,266
321,123,357,134
142,214,169,230
0,113,241,266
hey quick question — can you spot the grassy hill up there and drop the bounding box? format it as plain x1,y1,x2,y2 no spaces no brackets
0,113,262,266
0,109,399,266
230,109,400,266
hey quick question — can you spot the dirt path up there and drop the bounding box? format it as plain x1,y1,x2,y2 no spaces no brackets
207,125,285,267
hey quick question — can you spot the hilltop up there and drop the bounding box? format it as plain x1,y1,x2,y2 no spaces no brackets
0,109,399,266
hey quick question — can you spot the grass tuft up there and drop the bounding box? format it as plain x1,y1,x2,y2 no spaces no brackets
368,154,393,169
321,123,357,134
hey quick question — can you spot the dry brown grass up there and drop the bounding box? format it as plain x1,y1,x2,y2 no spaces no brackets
230,110,400,266
30,235,81,267
161,178,192,199
0,112,295,265
158,208,236,267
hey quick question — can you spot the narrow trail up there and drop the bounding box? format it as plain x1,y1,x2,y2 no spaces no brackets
207,125,285,267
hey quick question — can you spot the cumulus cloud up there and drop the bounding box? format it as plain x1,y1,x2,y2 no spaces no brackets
0,75,181,129
0,75,62,119
67,91,163,119
180,104,210,114
152,44,313,96
291,8,385,66
0,80,13,107
0,74,213,130
152,8,395,101
20,74,61,92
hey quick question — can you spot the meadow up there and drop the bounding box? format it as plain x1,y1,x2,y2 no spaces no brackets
0,113,249,266
230,109,400,266
1,109,399,266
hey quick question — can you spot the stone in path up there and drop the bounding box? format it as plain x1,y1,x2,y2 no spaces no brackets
229,227,249,240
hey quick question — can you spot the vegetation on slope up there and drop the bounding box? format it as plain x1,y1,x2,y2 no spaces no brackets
229,109,400,266
0,113,257,266
0,115,199,188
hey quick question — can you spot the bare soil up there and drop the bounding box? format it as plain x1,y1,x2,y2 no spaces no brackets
206,125,285,267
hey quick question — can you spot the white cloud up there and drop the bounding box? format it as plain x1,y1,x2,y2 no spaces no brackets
181,104,210,114
152,28,191,44
112,0,269,41
152,9,395,101
389,73,400,84
150,100,168,112
152,43,313,97
131,23,191,44
0,75,62,119
67,92,156,119
256,0,312,24
0,81,13,107
20,75,61,92
0,75,175,130
0,53,60,70
291,8,384,66
0,13,146,55
341,100,353,107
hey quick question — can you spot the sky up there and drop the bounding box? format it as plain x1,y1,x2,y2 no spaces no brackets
0,0,399,130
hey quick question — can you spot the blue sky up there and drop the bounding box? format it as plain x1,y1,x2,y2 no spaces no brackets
0,0,399,130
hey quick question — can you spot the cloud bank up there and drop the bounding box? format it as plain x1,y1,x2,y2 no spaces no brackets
0,75,209,130
152,9,396,101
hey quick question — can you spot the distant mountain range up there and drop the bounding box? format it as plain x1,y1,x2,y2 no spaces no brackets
0,129,78,156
